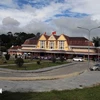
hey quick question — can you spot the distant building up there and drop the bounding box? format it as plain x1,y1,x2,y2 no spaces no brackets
8,45,22,56
8,33,99,59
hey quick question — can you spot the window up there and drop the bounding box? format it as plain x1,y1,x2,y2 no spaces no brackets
49,41,54,49
59,41,64,50
40,41,45,49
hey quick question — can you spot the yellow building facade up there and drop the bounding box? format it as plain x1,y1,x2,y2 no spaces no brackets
8,33,98,59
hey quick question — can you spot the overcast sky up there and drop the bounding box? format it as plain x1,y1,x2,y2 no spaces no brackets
0,0,100,39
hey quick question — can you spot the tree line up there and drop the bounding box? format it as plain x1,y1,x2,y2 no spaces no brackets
0,32,40,52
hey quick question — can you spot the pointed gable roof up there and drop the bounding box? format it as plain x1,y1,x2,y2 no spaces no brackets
53,35,59,40
38,34,48,41
63,34,69,41
48,34,59,40
44,34,49,39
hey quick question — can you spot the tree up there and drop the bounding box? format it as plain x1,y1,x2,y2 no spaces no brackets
92,37,100,47
1,46,7,52
36,32,41,38
15,57,24,67
0,32,36,50
5,53,10,60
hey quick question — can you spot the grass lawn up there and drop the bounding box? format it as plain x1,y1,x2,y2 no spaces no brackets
0,58,34,65
0,85,100,100
0,58,68,70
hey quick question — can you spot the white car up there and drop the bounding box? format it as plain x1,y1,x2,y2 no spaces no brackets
90,64,100,71
73,57,83,62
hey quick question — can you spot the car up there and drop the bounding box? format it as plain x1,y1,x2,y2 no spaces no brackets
73,57,83,62
89,64,100,71
56,57,60,60
44,57,48,60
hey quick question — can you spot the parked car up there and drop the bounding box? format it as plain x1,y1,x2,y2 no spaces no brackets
56,57,60,60
73,57,84,62
89,64,100,71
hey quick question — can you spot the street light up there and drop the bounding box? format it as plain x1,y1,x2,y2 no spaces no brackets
77,26,100,68
0,39,2,57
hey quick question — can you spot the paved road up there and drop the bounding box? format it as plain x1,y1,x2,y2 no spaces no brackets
0,71,100,92
0,61,93,77
0,61,99,92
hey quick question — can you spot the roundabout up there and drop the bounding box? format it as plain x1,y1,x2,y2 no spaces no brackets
0,62,100,92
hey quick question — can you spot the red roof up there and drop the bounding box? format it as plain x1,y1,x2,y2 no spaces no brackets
68,37,93,46
63,34,93,46
44,34,49,39
23,37,39,45
10,46,22,49
53,35,59,39
23,34,93,46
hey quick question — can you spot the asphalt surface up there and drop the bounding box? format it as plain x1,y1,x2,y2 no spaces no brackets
0,61,100,92
0,71,100,92
0,62,91,77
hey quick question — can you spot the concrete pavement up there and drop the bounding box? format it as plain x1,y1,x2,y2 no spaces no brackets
0,62,84,81
0,70,85,81
0,71,100,92
0,61,99,92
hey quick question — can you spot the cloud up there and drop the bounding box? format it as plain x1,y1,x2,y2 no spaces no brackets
0,0,13,6
0,16,100,40
0,0,18,8
66,0,100,21
22,20,53,34
0,0,100,40
51,16,100,39
2,17,20,26
0,8,34,26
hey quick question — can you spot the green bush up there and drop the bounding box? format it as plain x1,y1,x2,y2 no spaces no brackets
15,58,24,67
37,60,40,65
51,56,56,63
60,56,65,62
5,53,10,60
15,54,17,59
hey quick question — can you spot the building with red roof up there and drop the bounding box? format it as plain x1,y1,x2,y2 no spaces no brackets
8,33,99,59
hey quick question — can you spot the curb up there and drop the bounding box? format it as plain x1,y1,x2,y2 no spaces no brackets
0,62,77,73
0,70,86,81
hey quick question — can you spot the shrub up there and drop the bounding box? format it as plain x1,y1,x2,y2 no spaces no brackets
15,54,17,59
15,58,24,67
5,53,10,60
60,56,65,62
51,56,56,63
37,60,40,65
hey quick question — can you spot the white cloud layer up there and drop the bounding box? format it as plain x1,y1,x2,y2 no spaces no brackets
2,17,20,26
0,0,100,39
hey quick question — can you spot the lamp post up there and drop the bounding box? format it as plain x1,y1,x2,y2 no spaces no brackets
0,39,2,57
77,26,100,68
